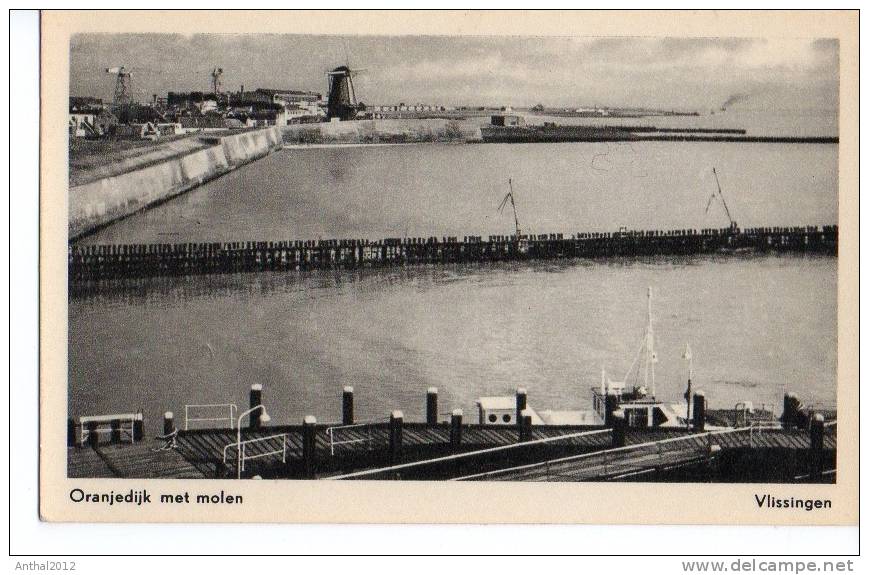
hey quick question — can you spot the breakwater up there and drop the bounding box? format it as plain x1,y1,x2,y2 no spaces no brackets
69,127,282,240
69,225,836,282
481,125,839,144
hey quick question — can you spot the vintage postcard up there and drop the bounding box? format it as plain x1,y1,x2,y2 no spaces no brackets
40,10,858,524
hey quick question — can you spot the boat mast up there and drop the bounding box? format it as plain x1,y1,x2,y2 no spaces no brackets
498,179,522,239
645,287,656,396
711,167,736,229
683,343,693,427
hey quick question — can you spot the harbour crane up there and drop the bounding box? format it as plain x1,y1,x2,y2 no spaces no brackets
210,67,223,95
705,167,738,230
497,178,522,239
105,66,132,108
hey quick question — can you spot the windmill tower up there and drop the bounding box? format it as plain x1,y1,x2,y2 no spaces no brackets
105,66,132,108
326,65,364,121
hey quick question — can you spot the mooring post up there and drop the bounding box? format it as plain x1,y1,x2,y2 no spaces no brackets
809,413,825,481
519,409,533,442
516,388,527,428
302,415,317,479
163,411,175,436
133,412,144,442
389,410,404,466
110,419,121,444
450,409,463,451
604,393,619,427
342,386,354,426
782,392,800,430
67,418,76,448
692,391,706,432
249,384,263,430
86,421,99,448
612,409,626,448
426,387,439,425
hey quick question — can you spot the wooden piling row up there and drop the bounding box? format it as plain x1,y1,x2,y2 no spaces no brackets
69,225,838,281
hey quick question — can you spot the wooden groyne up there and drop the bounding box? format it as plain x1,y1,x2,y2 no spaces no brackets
69,225,837,282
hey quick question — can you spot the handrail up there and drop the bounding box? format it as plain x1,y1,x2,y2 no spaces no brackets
454,425,780,481
222,433,289,474
327,428,612,480
325,420,387,456
184,403,238,431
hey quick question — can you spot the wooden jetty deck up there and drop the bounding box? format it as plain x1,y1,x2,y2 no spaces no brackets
67,387,835,481
69,224,837,281
455,426,838,482
67,420,835,482
68,442,206,479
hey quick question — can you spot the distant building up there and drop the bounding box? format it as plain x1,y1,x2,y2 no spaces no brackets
253,88,321,106
69,96,105,137
179,115,230,132
112,122,181,140
490,114,525,127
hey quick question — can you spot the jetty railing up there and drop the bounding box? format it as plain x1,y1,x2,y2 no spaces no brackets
69,225,838,282
184,403,238,431
454,425,781,482
326,422,378,456
222,432,289,476
327,428,612,480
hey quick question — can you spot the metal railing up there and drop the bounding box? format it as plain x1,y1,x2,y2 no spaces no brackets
454,425,781,482
184,403,238,431
327,428,612,480
222,433,289,474
325,422,377,456
733,401,776,427
79,413,142,444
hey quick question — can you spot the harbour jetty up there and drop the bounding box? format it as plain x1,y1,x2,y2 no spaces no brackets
67,386,836,482
69,225,837,282
481,124,839,144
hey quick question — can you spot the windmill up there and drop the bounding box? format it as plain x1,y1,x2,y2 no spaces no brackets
105,66,132,109
325,40,367,121
326,65,367,121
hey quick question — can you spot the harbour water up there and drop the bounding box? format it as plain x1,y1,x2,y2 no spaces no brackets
77,141,838,245
70,139,838,427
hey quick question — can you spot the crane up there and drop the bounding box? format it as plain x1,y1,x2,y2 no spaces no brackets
705,167,737,230
105,66,132,108
210,67,223,95
497,178,522,239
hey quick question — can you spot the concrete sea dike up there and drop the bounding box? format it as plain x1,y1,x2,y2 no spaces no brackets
68,127,282,240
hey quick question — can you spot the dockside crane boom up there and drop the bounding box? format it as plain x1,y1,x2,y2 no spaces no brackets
498,178,522,239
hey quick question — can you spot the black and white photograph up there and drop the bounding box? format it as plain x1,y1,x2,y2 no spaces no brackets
62,24,843,488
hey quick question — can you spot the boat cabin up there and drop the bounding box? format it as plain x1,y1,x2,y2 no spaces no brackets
591,377,684,428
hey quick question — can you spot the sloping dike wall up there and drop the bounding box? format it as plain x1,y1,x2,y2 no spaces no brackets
69,127,282,240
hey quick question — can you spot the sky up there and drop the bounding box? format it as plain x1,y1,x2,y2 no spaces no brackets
70,34,839,111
